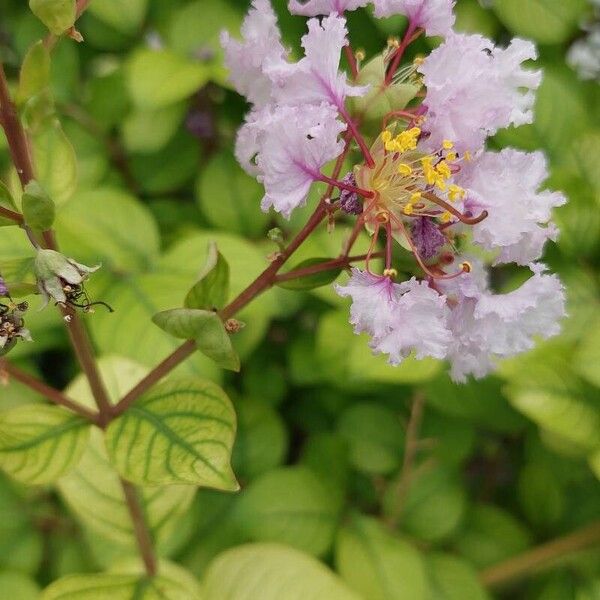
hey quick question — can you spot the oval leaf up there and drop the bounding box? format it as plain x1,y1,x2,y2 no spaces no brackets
0,405,90,485
105,378,238,490
22,180,55,231
29,0,76,35
17,41,51,106
203,543,360,600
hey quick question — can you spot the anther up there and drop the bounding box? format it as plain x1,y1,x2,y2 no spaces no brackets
383,268,398,278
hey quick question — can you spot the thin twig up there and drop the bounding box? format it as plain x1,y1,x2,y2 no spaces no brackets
386,392,426,529
480,520,600,588
0,205,24,224
0,360,101,424
120,479,158,577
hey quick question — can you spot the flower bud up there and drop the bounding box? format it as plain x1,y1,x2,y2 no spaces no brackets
34,249,100,307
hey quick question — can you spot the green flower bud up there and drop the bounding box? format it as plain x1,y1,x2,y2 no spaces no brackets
34,249,100,307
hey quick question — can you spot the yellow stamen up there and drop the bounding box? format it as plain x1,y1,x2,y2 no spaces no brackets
442,140,454,150
460,261,472,273
440,211,452,223
448,184,465,202
446,151,457,162
410,191,422,203
403,204,414,215
464,151,472,162
398,163,413,176
383,268,398,278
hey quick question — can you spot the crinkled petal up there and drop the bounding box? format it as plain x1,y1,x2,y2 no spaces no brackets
373,0,455,37
418,34,541,151
258,103,345,218
288,0,369,15
220,0,287,107
457,148,566,264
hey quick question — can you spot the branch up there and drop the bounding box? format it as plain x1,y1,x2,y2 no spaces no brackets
480,520,600,588
120,479,158,577
0,360,101,424
385,391,426,529
0,205,24,224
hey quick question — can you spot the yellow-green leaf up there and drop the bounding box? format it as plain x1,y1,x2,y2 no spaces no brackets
17,41,51,106
105,378,238,490
29,0,76,35
0,405,90,485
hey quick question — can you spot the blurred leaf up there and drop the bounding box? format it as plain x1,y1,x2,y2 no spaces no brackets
126,48,210,110
17,41,51,106
335,515,428,600
87,0,147,35
203,543,360,600
232,397,288,482
196,151,269,238
518,462,565,528
121,103,187,153
425,553,491,600
41,563,202,599
185,241,230,311
0,572,40,600
337,403,404,475
29,0,75,35
454,504,532,569
55,187,160,273
301,432,351,494
493,0,589,44
0,405,90,485
31,119,77,206
106,378,238,490
235,466,342,557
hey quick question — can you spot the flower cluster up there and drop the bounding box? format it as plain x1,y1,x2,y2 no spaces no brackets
223,0,566,381
0,276,31,356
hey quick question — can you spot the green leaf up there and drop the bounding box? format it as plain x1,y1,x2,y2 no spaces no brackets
17,41,51,106
60,357,196,554
152,309,240,372
494,0,589,44
29,0,75,35
453,504,532,569
126,49,210,110
55,187,160,274
335,515,428,600
203,543,360,600
196,152,269,238
31,119,78,206
0,258,37,298
87,0,148,35
277,258,342,291
574,319,600,388
0,572,40,600
234,467,342,557
105,378,238,490
518,462,564,528
22,180,55,231
385,466,467,543
232,398,288,481
426,553,491,600
337,403,404,475
0,405,90,485
185,242,230,311
42,562,202,599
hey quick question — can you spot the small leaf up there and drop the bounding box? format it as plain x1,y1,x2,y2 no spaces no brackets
126,48,210,110
203,543,360,600
184,242,230,310
0,572,40,600
426,553,491,600
105,378,239,490
17,41,51,106
277,257,342,291
0,405,90,485
87,0,148,35
22,180,55,231
29,0,76,35
152,308,239,371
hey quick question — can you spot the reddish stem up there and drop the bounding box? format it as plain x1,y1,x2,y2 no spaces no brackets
422,192,488,225
344,45,359,80
317,173,373,198
385,23,421,85
338,105,375,168
0,205,24,224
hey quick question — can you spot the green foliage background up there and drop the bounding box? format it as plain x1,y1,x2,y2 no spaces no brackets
0,0,599,598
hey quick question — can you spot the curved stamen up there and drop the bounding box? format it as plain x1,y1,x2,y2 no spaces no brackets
422,192,488,224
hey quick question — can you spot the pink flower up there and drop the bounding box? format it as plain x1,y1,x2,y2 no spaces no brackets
335,270,451,365
373,0,455,37
456,149,566,264
418,33,542,151
220,0,288,108
443,263,566,381
266,14,367,111
288,0,369,16
258,103,345,217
